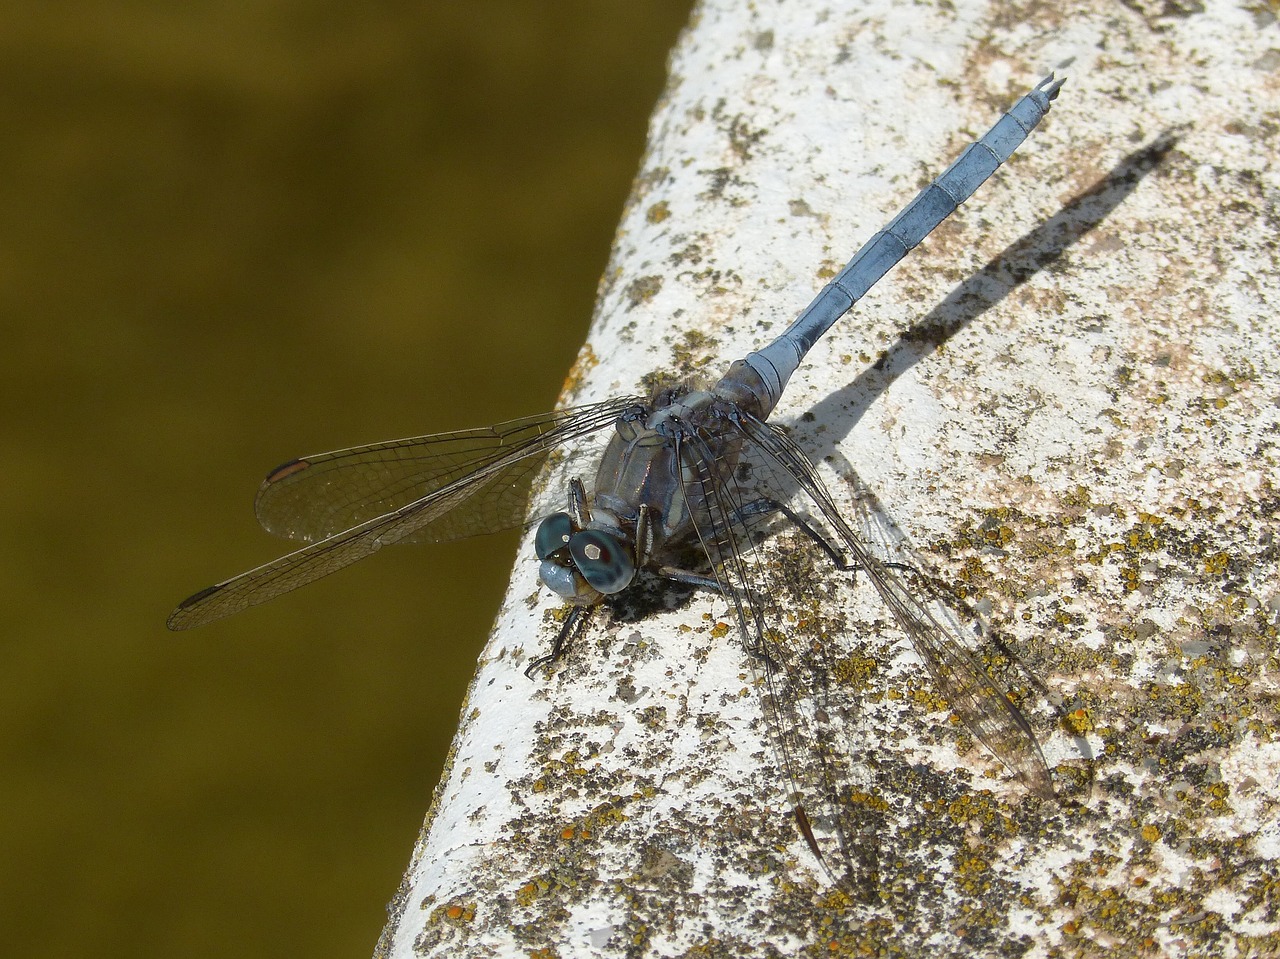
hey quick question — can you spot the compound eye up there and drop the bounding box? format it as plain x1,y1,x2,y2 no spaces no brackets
568,529,635,594
534,512,575,562
538,559,580,600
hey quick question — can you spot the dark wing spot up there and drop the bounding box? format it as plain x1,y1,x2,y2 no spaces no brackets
264,458,311,484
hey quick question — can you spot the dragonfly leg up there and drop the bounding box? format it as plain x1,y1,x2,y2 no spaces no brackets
524,605,592,678
653,565,771,620
738,497,856,571
750,496,924,580
653,566,724,592
567,477,590,527
652,564,780,665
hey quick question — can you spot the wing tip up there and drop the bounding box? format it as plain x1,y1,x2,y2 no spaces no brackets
1025,765,1059,802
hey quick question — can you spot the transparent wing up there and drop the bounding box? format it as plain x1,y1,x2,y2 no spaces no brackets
672,423,865,883
255,400,641,545
168,398,638,630
734,412,1055,800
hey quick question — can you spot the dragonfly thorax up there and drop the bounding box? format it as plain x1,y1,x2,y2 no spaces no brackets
534,381,747,608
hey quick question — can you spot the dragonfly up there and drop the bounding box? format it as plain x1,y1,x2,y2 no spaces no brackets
170,75,1064,879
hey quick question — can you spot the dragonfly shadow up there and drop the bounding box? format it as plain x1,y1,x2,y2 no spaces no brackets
802,131,1183,459
606,571,702,626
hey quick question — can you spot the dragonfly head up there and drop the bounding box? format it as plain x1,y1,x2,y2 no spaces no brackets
535,511,636,604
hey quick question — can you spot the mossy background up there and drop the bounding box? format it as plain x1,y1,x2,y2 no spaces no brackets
0,3,692,956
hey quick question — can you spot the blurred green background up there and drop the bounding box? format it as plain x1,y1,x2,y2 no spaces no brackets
0,2,691,956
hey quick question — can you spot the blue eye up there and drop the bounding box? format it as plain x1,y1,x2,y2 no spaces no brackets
539,559,580,600
535,512,575,561
569,530,635,594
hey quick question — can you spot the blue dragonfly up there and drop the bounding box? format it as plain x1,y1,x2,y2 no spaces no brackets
170,75,1064,877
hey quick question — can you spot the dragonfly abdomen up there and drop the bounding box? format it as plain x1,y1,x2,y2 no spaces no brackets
744,74,1064,409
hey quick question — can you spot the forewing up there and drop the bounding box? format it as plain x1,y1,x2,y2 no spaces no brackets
168,399,635,630
255,399,640,544
735,412,1055,799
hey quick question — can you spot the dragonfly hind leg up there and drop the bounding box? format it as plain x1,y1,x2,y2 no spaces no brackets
731,496,883,578
751,496,923,581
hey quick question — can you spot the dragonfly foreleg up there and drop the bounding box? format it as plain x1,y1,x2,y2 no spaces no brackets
524,605,592,679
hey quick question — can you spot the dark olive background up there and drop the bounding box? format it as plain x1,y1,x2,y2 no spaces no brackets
0,3,691,956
